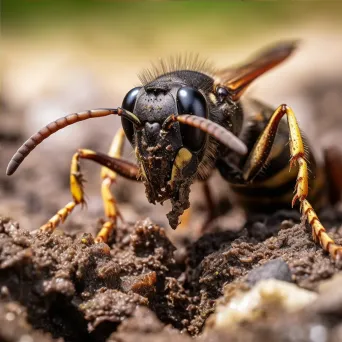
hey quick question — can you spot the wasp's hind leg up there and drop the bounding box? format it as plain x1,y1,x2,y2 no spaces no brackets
243,104,342,260
96,128,125,243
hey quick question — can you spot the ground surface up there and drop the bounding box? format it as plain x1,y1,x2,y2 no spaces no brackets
2,207,342,342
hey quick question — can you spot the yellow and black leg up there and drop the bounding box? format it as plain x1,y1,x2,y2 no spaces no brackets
40,152,86,232
242,104,342,259
96,128,125,243
40,136,140,236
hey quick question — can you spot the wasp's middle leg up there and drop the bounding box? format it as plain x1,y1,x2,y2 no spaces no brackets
97,128,125,243
242,104,342,259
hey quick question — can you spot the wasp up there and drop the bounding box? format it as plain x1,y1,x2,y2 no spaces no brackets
6,41,342,259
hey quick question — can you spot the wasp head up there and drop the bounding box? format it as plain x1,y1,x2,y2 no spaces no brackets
121,75,211,229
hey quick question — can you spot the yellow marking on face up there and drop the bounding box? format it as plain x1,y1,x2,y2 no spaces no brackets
209,93,217,105
170,148,193,188
175,148,192,168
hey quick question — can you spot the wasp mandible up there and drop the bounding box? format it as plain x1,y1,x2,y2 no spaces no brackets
7,41,342,259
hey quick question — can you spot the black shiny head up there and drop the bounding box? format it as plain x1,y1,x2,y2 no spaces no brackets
120,69,244,228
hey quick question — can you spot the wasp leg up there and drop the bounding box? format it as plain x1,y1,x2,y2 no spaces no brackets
243,104,342,259
40,145,140,234
97,128,125,243
40,152,86,232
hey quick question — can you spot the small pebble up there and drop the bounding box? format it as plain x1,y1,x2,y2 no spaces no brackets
247,258,293,286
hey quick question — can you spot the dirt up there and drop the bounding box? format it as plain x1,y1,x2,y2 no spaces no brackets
1,200,342,342
2,48,342,342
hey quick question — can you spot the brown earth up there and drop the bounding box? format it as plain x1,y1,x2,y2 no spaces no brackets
2,204,342,342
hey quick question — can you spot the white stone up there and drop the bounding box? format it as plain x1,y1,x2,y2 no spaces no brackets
213,279,317,329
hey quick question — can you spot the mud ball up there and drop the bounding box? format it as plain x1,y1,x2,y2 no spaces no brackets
247,258,293,286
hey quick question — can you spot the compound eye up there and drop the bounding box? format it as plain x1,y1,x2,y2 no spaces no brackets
121,87,141,144
177,87,207,151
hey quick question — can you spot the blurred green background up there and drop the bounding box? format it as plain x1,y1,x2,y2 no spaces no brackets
3,1,342,109
3,1,342,39
3,1,342,51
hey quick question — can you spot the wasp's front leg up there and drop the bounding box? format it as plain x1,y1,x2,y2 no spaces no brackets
243,104,342,260
40,138,140,237
40,152,86,232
